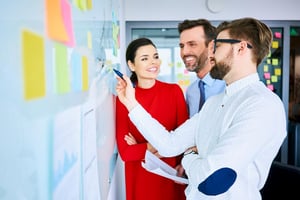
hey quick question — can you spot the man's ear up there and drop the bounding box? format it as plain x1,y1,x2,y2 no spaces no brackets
208,40,214,55
238,41,248,53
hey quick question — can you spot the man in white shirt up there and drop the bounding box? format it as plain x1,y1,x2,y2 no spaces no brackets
116,18,287,200
178,19,225,117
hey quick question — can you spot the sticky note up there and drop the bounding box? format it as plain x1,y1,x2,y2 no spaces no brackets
22,30,46,100
176,62,183,68
264,72,271,79
264,65,269,72
73,0,91,11
71,51,82,91
271,75,278,82
87,31,92,49
54,43,71,94
274,68,281,76
61,0,75,47
272,59,279,66
274,32,282,39
46,0,68,42
266,80,271,84
267,84,274,91
82,56,89,91
87,0,92,9
272,41,279,49
267,59,271,64
177,73,184,79
183,69,189,74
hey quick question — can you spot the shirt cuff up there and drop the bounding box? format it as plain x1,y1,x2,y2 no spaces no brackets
182,153,198,176
128,103,143,118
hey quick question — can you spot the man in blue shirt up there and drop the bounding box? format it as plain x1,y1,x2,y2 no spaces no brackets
178,19,225,117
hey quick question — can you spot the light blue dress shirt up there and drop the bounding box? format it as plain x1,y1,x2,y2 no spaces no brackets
185,73,225,117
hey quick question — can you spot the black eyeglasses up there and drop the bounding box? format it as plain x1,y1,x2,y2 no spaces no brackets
213,39,253,53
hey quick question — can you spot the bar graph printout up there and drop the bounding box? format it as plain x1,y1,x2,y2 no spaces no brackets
52,106,81,200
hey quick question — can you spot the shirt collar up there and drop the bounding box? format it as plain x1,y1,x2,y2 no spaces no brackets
225,73,259,96
200,73,214,86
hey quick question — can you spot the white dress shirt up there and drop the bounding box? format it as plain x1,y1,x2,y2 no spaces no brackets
128,73,287,200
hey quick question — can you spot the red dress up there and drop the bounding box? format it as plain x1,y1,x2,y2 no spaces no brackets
116,80,189,200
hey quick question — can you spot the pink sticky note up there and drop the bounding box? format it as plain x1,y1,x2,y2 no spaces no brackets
267,84,274,91
264,72,271,79
61,0,75,47
274,32,282,39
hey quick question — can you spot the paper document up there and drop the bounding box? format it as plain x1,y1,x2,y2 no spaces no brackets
142,150,189,184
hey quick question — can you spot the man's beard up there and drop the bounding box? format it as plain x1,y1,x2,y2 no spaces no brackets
210,51,232,80
210,61,230,80
185,50,208,73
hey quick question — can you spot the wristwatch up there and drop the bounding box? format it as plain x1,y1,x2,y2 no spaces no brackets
184,149,197,156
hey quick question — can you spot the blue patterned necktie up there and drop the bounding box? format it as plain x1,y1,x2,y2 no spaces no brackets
198,79,205,111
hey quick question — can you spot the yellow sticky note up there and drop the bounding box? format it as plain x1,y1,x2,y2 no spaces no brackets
272,41,279,49
87,0,92,9
87,31,92,49
22,30,46,100
54,43,70,94
272,59,279,66
271,75,278,82
168,62,174,67
263,65,269,72
82,56,89,91
274,68,281,76
267,59,271,64
266,80,271,84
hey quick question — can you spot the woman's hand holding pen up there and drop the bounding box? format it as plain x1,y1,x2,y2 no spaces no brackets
116,75,138,111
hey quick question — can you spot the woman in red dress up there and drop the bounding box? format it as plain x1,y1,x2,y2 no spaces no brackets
116,38,189,200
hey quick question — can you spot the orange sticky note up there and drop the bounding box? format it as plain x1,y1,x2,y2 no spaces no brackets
46,0,68,42
22,30,46,100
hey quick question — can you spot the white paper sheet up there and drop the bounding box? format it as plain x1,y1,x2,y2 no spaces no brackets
141,150,189,184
